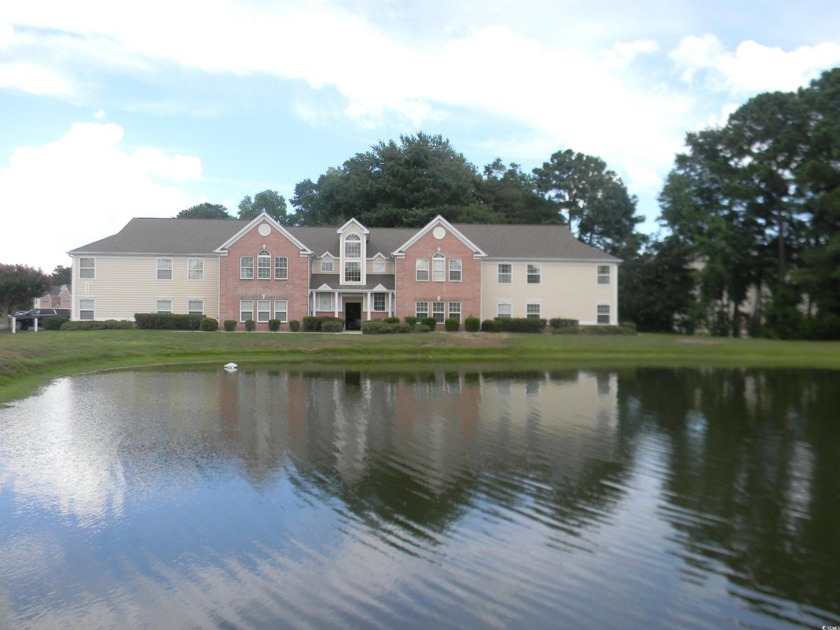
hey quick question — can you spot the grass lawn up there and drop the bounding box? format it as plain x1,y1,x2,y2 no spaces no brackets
2,329,839,404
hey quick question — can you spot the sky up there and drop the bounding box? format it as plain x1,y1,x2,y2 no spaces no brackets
2,0,840,274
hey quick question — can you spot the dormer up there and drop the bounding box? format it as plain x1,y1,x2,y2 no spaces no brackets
337,218,369,285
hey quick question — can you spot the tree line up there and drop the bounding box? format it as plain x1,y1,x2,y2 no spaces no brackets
4,69,838,338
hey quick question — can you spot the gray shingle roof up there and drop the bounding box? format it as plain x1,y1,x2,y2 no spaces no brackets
69,217,619,262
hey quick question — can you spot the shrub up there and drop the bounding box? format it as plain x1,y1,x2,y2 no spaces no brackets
199,317,218,331
496,317,546,333
268,319,281,332
464,316,480,332
134,313,204,330
289,320,300,332
60,320,134,331
481,319,500,332
318,316,344,330
362,320,397,334
404,316,417,326
413,323,431,333
421,317,437,330
552,325,580,335
302,316,319,332
320,320,344,333
223,320,237,331
444,318,460,332
580,325,636,335
384,317,400,324
549,318,579,330
245,319,256,331
43,316,68,330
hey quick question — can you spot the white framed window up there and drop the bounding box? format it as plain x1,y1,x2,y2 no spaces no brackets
344,233,361,258
188,299,204,315
372,258,386,273
274,299,288,323
79,298,95,320
432,301,445,323
415,301,429,319
275,256,288,280
498,263,511,284
597,304,611,324
497,302,512,319
240,299,254,322
432,253,445,282
448,302,461,322
416,258,429,281
526,303,541,319
188,259,204,280
449,259,462,282
527,263,541,284
258,250,271,279
240,256,254,279
257,299,271,322
321,259,334,272
598,265,611,285
373,293,386,311
157,258,172,280
79,257,95,279
156,299,172,313
317,292,333,311
344,261,361,283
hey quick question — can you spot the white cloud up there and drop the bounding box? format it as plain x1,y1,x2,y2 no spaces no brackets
0,62,74,96
0,122,200,272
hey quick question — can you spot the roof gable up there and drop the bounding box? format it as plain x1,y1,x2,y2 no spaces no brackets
392,215,486,258
216,212,312,256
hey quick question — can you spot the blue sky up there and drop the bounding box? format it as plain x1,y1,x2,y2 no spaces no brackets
2,0,840,273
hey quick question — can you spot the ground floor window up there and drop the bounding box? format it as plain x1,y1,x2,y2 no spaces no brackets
80,299,95,320
257,300,271,322
157,299,172,313
317,292,333,311
188,299,204,315
526,303,541,319
497,302,512,319
432,301,445,323
274,300,288,322
415,301,429,319
373,293,386,312
597,304,611,324
448,302,461,322
240,299,254,322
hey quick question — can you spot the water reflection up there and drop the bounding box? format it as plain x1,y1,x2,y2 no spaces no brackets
0,367,838,628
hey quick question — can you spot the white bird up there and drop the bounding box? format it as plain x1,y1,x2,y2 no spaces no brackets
224,362,238,371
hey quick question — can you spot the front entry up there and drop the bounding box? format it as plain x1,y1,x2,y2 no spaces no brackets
344,302,362,331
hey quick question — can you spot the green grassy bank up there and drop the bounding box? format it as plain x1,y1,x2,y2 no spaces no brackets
2,329,839,404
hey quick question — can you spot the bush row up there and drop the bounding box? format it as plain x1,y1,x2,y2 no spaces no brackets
60,319,135,331
134,313,204,330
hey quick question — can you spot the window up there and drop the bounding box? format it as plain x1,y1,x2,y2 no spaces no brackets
498,263,511,284
598,304,611,324
416,258,429,281
258,250,271,279
317,292,333,311
189,259,204,280
156,299,172,313
257,299,271,322
432,302,445,323
373,293,386,311
526,303,541,319
449,259,462,282
240,299,254,322
527,263,541,284
188,300,204,315
321,259,334,272
157,258,172,280
497,302,512,319
344,233,361,258
240,256,254,279
415,301,429,319
344,261,361,282
79,299,95,320
275,256,288,280
372,258,386,273
274,300,288,323
79,258,95,279
432,253,445,282
448,302,461,322
598,265,611,285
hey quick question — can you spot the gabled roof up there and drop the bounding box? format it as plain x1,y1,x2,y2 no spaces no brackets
336,217,369,235
455,223,621,262
392,215,486,258
216,212,312,256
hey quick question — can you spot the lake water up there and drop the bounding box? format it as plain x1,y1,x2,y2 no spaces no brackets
1,366,838,629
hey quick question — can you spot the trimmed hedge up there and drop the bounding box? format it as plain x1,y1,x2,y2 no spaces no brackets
134,313,203,330
481,319,500,332
580,324,637,335
404,316,417,326
320,320,344,333
464,316,480,332
496,317,547,333
268,319,281,332
223,320,237,331
200,317,218,331
361,321,432,334
549,318,579,330
303,315,344,332
289,320,300,332
245,319,256,331
444,318,460,332
61,320,134,331
43,316,69,330
421,317,437,330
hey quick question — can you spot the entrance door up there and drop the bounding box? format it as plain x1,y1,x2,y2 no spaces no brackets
345,302,362,330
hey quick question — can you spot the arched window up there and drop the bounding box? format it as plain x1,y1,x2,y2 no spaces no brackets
257,250,271,279
344,234,361,258
432,252,445,281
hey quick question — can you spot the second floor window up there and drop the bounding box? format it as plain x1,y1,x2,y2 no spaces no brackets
449,259,462,282
345,261,361,282
527,263,541,284
188,259,203,280
157,258,172,280
498,263,511,284
432,253,445,282
240,256,254,279
598,265,611,284
79,258,95,279
344,234,361,258
275,257,288,280
416,258,429,281
257,250,271,279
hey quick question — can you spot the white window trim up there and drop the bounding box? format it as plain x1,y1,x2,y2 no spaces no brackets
240,256,254,280
432,253,446,282
257,250,272,280
497,263,512,284
497,301,512,319
188,259,204,281
157,258,173,280
274,299,288,323
416,258,429,282
526,302,541,319
275,256,288,280
188,299,204,315
527,263,541,284
240,299,254,322
597,303,611,325
449,259,462,282
598,265,611,285
79,257,95,279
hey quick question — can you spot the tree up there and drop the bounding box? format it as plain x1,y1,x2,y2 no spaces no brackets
0,264,51,317
238,190,288,223
533,149,643,256
176,203,232,219
474,159,554,224
51,265,71,286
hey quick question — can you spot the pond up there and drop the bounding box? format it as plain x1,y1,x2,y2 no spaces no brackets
1,366,838,629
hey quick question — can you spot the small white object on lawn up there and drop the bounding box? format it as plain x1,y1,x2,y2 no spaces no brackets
224,362,238,371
